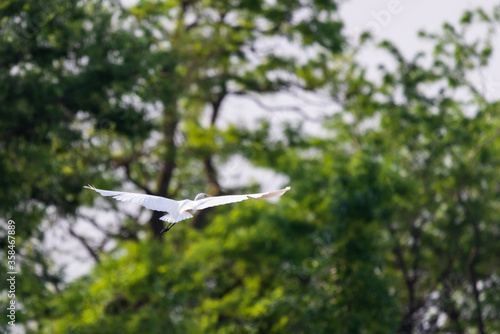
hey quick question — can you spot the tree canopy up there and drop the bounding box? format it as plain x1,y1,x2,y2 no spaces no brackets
1,0,500,333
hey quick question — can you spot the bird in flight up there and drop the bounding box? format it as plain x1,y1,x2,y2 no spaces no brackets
84,185,291,233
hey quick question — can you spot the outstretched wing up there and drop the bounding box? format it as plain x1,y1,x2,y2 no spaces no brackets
84,185,179,213
192,186,291,211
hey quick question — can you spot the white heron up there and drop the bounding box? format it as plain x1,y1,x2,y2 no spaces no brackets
84,185,291,233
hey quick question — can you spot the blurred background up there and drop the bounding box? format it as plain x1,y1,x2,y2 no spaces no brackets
1,0,500,333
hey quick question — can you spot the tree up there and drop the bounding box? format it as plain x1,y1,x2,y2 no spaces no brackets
250,7,500,332
0,0,345,332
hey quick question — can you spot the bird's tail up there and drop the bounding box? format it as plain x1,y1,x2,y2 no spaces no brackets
159,212,193,224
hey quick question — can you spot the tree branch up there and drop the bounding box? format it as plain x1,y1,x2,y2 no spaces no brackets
460,193,485,334
149,106,178,238
68,225,100,263
440,259,464,334
230,92,324,123
123,162,154,195
193,93,225,230
388,222,418,334
112,153,154,195
81,213,138,241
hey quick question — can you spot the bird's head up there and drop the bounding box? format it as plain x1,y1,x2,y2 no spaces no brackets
194,193,212,201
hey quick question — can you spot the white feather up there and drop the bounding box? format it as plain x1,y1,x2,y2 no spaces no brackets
190,186,291,211
160,212,193,223
84,185,291,229
84,185,179,213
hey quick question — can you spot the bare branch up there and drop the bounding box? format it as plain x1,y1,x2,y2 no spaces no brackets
123,162,154,195
68,225,100,263
80,214,113,234
110,151,155,195
80,213,138,241
230,92,324,123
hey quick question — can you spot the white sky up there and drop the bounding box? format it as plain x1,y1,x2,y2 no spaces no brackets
52,0,500,282
341,0,500,95
214,0,500,128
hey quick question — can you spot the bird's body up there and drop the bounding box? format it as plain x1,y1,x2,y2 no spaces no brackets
84,185,291,233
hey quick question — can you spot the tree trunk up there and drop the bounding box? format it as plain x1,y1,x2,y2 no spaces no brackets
149,107,178,239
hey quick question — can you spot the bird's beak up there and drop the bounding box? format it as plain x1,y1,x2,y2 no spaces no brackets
206,195,213,197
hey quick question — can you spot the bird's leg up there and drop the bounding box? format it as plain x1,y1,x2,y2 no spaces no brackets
160,223,172,234
160,223,174,234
